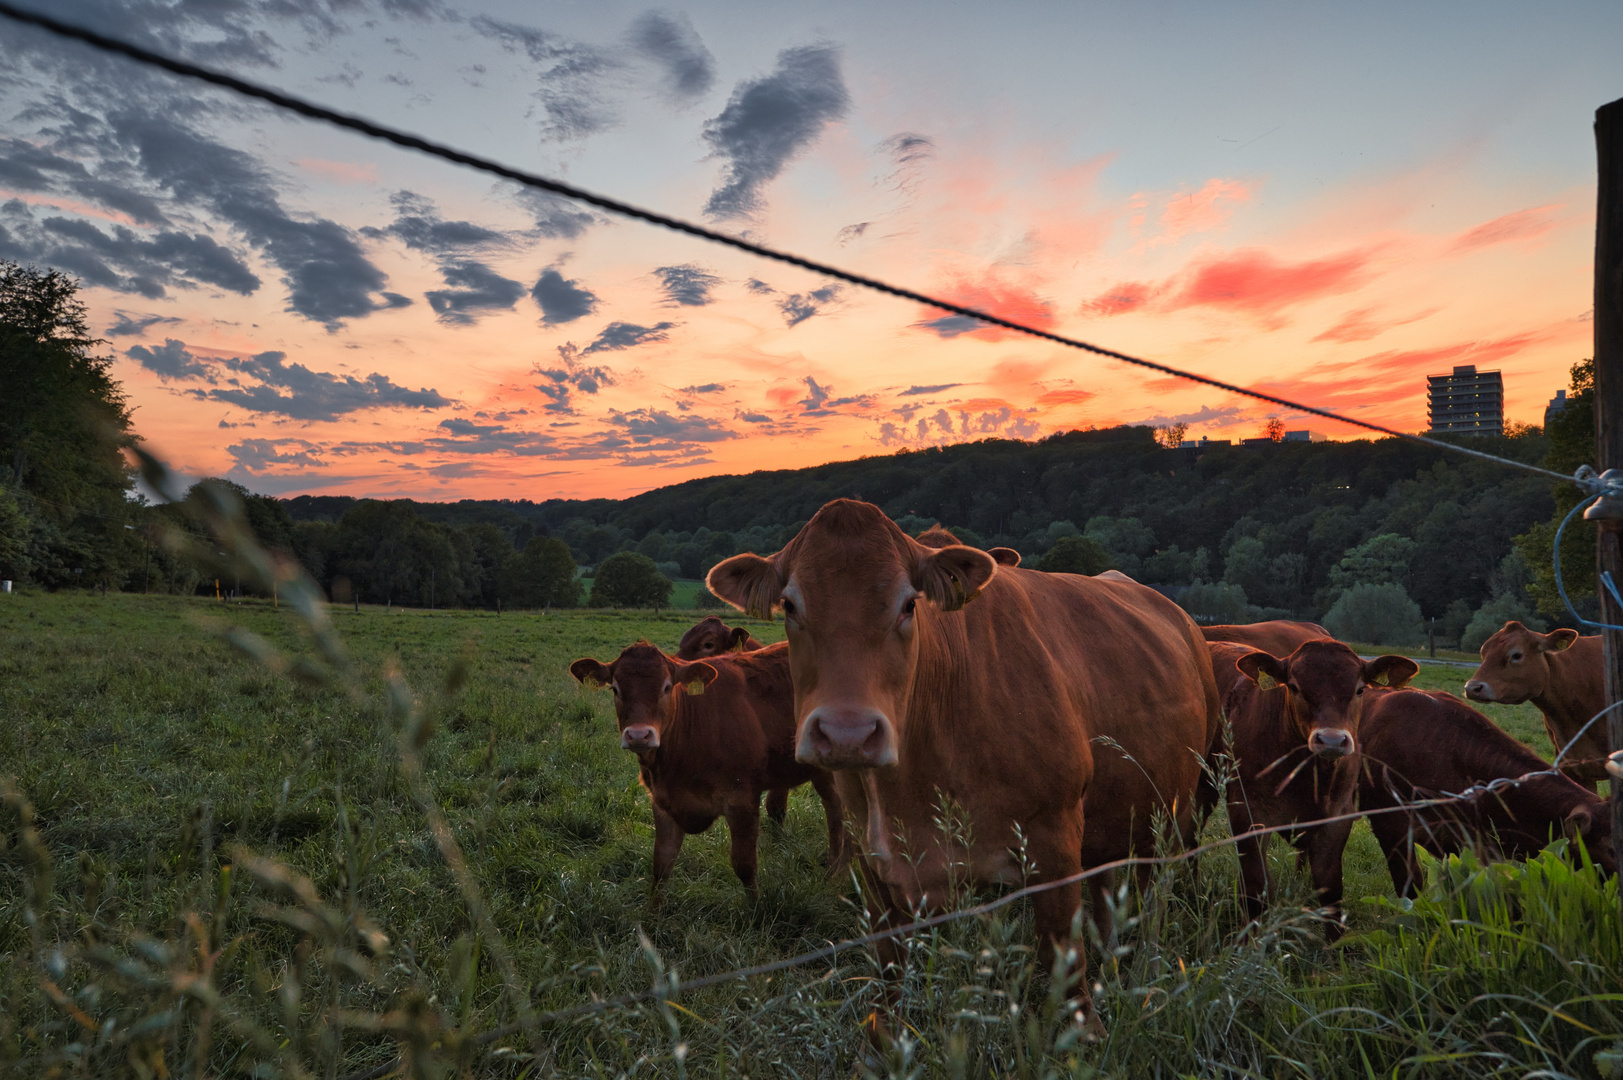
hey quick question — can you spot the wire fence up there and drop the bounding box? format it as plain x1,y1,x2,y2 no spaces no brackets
4,7,1622,1077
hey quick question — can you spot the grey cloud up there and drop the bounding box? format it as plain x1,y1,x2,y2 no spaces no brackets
228,439,325,472
535,346,617,413
745,278,775,294
680,382,724,394
703,44,850,219
629,11,715,101
835,222,869,244
582,320,675,354
1128,404,1247,429
915,314,983,338
471,16,618,141
737,411,772,423
426,259,526,324
515,189,598,238
654,263,720,306
127,338,212,381
208,349,452,421
438,418,506,436
107,311,182,337
531,268,599,324
607,408,737,445
363,191,511,255
0,201,260,299
900,383,962,396
118,112,392,326
800,377,831,410
779,283,840,326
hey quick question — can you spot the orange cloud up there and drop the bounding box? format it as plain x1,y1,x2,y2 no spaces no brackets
1448,203,1563,253
1158,178,1252,244
1079,280,1154,317
1034,388,1095,408
914,279,1055,341
1312,306,1438,344
1169,248,1371,314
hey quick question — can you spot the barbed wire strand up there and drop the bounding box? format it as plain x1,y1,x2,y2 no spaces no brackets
0,0,1592,491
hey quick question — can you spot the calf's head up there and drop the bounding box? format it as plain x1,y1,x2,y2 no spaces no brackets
1464,621,1578,705
1565,804,1619,875
706,499,997,770
569,643,717,753
1237,639,1418,759
674,615,753,661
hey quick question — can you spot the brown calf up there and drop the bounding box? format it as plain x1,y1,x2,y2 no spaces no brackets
674,614,765,661
1358,688,1616,895
1201,620,1331,656
1213,638,1417,935
1463,621,1608,787
709,499,1220,1039
915,524,1022,566
569,641,847,896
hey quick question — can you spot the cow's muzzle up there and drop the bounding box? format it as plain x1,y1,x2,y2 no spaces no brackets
1308,727,1355,758
798,706,898,768
1463,680,1495,703
621,724,659,751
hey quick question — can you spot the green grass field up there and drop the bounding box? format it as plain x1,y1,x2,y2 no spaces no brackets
1,590,1618,1078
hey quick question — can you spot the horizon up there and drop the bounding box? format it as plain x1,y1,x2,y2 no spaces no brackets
3,1,1617,502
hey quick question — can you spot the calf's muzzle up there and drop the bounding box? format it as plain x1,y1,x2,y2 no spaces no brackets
1462,680,1495,702
621,724,659,751
798,705,898,768
1308,727,1355,758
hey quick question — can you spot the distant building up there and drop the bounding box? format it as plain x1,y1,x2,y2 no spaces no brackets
1427,365,1504,436
1177,437,1232,449
1545,389,1573,429
1283,430,1326,442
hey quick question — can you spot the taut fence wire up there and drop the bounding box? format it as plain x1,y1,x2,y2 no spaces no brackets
0,0,1599,491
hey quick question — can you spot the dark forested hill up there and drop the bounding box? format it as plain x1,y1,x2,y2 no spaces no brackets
279,425,1557,623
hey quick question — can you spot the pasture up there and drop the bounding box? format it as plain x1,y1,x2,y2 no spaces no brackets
2,590,1620,1078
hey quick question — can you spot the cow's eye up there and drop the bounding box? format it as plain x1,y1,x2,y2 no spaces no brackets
781,597,797,617
1356,685,1365,696
1509,651,1523,662
902,596,918,617
610,683,620,696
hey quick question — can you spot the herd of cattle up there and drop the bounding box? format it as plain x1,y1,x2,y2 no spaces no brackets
568,498,1617,1041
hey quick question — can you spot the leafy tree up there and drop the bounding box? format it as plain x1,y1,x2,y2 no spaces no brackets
504,536,579,609
1462,595,1547,654
0,261,138,588
1178,582,1250,624
1223,536,1271,601
589,551,673,609
1322,583,1422,646
1516,359,1595,617
693,585,727,609
1328,533,1416,592
1034,535,1114,575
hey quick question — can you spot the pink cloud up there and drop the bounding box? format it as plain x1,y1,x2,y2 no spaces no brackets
914,279,1055,341
1168,248,1371,314
1312,306,1438,344
1079,280,1155,317
1158,178,1252,244
1448,203,1563,253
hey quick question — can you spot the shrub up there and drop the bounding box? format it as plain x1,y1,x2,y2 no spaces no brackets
588,551,673,609
1178,581,1250,624
1322,582,1422,646
502,535,579,608
1462,594,1547,653
1034,535,1114,575
693,585,727,610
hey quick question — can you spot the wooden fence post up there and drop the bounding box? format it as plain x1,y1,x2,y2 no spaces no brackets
1587,96,1623,892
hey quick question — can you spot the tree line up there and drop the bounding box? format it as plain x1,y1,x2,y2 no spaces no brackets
0,259,1599,634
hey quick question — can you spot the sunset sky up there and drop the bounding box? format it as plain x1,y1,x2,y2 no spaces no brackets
2,0,1620,500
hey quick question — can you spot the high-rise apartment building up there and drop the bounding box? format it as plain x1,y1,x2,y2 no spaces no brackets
1427,365,1503,436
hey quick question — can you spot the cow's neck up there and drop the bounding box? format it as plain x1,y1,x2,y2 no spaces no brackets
1532,648,1602,744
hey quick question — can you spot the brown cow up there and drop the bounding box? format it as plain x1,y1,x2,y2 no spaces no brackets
569,641,847,897
1201,620,1331,656
916,525,1021,566
1463,622,1609,787
1212,638,1417,935
708,499,1220,1038
1359,688,1616,894
674,614,765,661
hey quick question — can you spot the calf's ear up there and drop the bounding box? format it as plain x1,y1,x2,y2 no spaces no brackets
729,626,751,651
1542,628,1580,652
674,660,718,695
569,658,613,688
987,546,1022,567
1563,804,1595,843
1236,651,1288,690
1364,654,1419,688
707,553,782,620
914,544,998,611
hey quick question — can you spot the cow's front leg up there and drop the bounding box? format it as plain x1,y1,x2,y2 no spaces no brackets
723,798,762,895
1304,818,1355,940
651,803,685,905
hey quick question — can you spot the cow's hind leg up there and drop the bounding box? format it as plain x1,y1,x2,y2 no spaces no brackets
809,771,849,876
1027,813,1099,1037
764,787,789,825
723,799,762,896
1087,869,1119,954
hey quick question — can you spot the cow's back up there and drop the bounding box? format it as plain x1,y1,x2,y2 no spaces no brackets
1202,620,1331,656
654,642,803,795
909,563,1220,864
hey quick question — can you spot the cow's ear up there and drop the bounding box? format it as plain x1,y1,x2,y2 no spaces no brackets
1564,804,1594,843
1542,628,1580,652
707,553,782,619
1364,654,1419,688
987,546,1022,567
570,658,612,689
729,626,751,651
1236,651,1288,690
674,661,718,696
914,544,998,611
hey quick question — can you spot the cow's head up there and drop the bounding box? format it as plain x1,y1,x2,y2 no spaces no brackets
707,499,998,769
1236,639,1418,759
1464,621,1579,705
1564,803,1619,875
569,642,717,754
674,615,753,661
